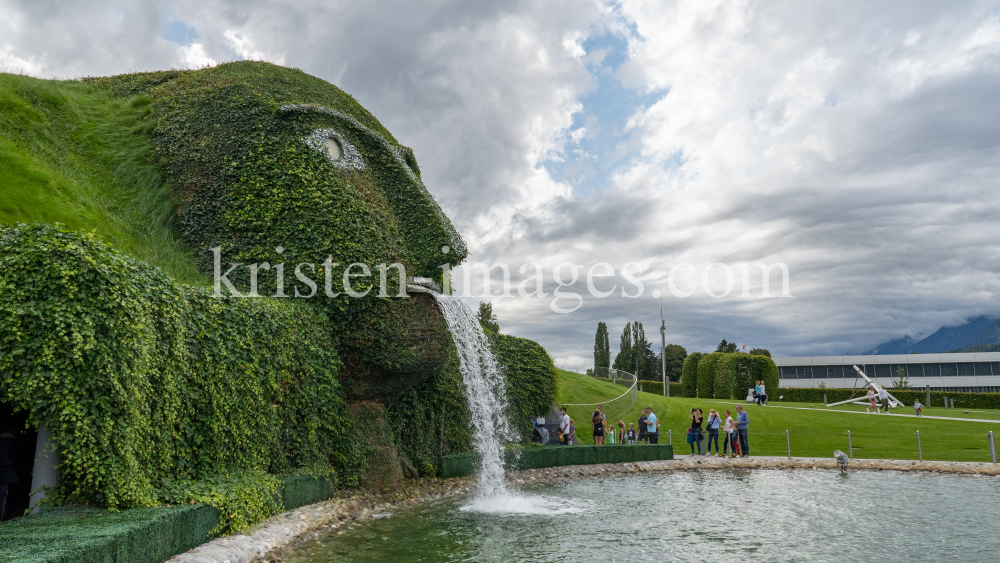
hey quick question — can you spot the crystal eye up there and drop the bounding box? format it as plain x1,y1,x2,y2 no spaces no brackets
325,137,342,161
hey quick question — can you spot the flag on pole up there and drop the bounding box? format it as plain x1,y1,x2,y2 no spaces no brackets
742,344,746,350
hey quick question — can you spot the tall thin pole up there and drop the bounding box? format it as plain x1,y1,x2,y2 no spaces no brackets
785,430,791,459
847,431,852,460
660,314,668,397
990,431,997,464
916,430,922,461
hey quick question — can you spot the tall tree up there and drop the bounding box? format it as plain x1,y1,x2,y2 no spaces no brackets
716,339,738,353
632,322,648,377
593,322,610,371
612,322,633,372
749,348,771,357
663,344,688,382
477,301,499,334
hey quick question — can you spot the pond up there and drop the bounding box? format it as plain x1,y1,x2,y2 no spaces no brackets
285,469,1000,562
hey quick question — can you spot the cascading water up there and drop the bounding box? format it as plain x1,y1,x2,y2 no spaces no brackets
430,292,584,516
431,294,514,498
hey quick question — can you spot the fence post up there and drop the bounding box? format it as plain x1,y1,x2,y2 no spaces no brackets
668,429,672,446
944,396,948,409
916,430,922,462
990,431,997,464
823,393,827,405
847,430,852,460
786,430,791,459
925,385,930,407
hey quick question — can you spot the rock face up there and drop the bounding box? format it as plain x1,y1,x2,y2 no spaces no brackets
168,457,1000,563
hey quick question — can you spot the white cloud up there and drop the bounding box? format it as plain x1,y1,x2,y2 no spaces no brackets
223,30,281,63
177,42,216,68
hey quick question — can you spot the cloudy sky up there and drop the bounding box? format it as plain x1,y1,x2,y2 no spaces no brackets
5,0,1000,370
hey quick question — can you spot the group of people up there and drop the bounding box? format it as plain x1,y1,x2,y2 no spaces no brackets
557,404,663,445
865,385,891,413
686,405,750,457
752,381,768,405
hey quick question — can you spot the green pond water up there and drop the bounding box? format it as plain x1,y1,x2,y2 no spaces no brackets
285,469,1000,562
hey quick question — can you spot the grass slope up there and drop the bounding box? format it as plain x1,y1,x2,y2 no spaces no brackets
0,73,203,283
556,369,1000,462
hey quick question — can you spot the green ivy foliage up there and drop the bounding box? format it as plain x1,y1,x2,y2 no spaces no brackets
681,352,702,398
0,224,360,519
490,333,558,440
85,62,466,313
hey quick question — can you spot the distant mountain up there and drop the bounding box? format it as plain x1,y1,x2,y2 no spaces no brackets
948,343,1000,353
863,316,1000,355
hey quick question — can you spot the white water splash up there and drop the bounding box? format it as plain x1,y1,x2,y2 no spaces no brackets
432,294,515,498
459,494,590,516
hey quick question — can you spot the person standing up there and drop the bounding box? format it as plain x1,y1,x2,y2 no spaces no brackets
688,408,703,455
626,423,637,444
592,411,606,445
736,404,750,457
913,399,923,417
759,381,767,405
559,407,571,446
866,387,877,413
878,386,890,414
618,421,626,444
706,409,721,455
568,419,577,445
638,409,648,444
646,407,659,444
722,409,737,457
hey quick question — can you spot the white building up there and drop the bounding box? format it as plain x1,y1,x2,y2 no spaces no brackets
774,352,1000,393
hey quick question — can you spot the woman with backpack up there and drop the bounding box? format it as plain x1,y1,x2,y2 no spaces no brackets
687,408,704,455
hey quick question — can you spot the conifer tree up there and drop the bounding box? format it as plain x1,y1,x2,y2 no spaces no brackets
594,322,610,372
613,322,633,372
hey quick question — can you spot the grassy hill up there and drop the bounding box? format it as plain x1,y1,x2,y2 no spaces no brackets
555,369,1000,462
0,73,204,283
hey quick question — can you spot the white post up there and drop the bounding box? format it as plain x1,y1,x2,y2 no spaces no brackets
29,427,59,514
916,430,922,462
661,319,668,397
990,431,997,464
847,430,853,460
786,430,791,459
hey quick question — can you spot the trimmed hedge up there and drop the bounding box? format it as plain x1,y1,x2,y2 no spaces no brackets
440,444,674,479
681,353,702,398
712,354,779,400
636,380,684,397
0,475,335,563
696,353,720,398
775,387,1000,409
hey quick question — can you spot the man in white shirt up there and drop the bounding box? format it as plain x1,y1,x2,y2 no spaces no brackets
877,387,890,414
560,407,571,445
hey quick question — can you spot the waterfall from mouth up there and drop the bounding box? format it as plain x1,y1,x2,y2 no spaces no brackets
431,293,513,498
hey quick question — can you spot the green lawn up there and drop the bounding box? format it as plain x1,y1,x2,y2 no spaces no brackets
0,73,206,284
556,369,1000,462
762,399,1000,421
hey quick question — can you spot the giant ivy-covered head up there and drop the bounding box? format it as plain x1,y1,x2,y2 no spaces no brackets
89,61,465,320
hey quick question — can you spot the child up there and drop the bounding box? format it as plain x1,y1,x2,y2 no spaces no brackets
568,420,576,445
626,423,637,444
913,399,923,417
606,424,616,446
